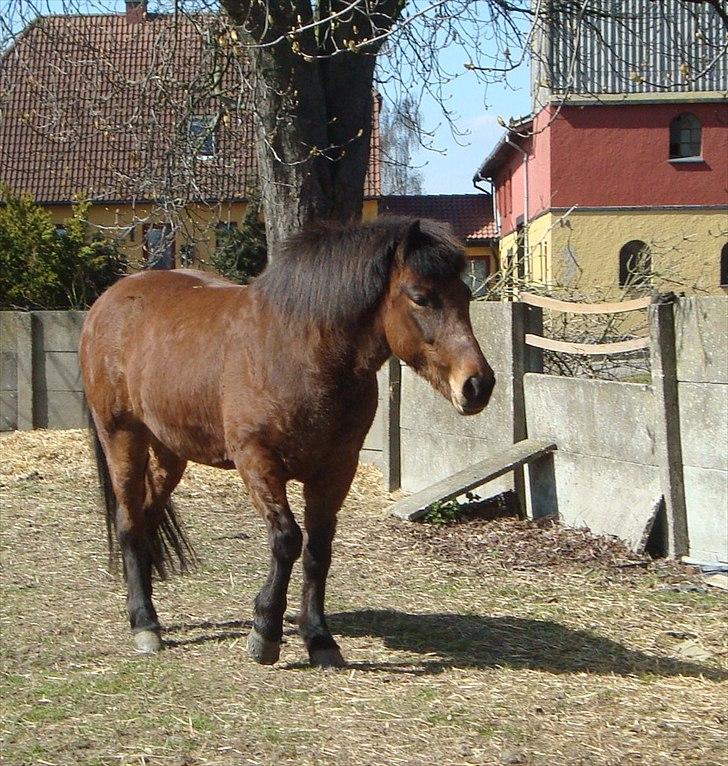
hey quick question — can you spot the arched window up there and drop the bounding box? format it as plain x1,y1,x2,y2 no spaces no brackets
619,240,652,288
669,113,702,160
721,243,728,287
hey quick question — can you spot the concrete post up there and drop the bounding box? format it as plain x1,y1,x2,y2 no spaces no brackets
16,312,35,430
381,356,402,492
528,452,558,519
512,302,544,516
649,298,689,557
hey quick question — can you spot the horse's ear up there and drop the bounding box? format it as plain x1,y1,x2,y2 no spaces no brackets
398,219,424,263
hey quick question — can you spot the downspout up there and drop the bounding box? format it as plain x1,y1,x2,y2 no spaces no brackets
505,135,529,287
472,173,500,282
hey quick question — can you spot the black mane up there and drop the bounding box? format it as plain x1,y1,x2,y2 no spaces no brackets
253,216,466,325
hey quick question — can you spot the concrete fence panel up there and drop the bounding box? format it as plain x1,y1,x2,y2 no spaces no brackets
359,362,394,472
34,311,87,430
674,297,728,385
2,296,726,563
674,297,728,562
0,310,88,431
398,302,520,496
524,374,657,465
524,373,660,547
0,313,18,431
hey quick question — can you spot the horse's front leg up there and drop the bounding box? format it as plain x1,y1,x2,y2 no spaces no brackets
300,458,358,669
235,448,303,665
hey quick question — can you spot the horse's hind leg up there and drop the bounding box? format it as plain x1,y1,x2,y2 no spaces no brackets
299,457,358,669
144,437,188,573
234,447,303,665
99,427,186,653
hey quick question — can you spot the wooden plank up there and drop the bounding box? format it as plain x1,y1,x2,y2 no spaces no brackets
390,439,557,521
520,292,652,314
524,334,650,356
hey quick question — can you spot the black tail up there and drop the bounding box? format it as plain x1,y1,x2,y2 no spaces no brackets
89,417,197,580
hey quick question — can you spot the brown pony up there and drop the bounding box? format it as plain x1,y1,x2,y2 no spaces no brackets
80,217,495,667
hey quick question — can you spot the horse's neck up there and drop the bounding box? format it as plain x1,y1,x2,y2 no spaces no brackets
351,328,391,377
308,318,390,381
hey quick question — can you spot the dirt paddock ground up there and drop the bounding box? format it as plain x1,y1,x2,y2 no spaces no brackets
1,430,726,766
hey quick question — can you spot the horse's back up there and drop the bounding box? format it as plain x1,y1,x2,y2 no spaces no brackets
82,269,242,361
93,268,240,305
80,270,246,455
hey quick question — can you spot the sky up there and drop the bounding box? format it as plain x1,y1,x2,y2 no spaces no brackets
410,60,531,195
387,38,531,196
5,0,533,196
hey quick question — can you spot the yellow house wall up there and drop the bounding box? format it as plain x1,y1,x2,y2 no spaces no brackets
362,198,378,221
496,208,727,296
523,212,553,285
548,209,728,295
496,216,554,288
47,201,249,270
46,196,499,280
49,199,376,269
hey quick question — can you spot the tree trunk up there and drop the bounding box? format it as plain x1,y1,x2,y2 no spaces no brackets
249,45,335,255
322,52,378,223
221,0,396,255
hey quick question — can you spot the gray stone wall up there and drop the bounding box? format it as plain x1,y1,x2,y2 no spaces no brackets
397,302,525,498
674,298,728,563
2,297,726,563
524,374,660,549
0,313,18,431
0,311,88,431
359,359,399,489
382,296,727,563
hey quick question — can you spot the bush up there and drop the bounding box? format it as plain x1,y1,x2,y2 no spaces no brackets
0,187,127,309
210,200,267,284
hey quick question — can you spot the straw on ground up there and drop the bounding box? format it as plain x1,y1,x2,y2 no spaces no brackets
1,430,726,766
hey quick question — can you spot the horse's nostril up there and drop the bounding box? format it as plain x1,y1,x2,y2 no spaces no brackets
463,375,484,406
462,372,495,410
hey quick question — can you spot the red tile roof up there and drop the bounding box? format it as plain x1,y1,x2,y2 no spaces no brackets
0,12,380,204
378,194,496,243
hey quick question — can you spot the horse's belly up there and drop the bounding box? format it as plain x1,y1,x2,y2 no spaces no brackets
142,401,229,468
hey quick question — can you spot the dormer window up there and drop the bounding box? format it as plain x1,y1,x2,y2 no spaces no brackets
669,113,701,160
188,116,216,158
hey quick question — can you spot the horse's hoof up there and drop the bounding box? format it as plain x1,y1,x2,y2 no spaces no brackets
310,647,346,670
133,629,162,654
247,628,280,665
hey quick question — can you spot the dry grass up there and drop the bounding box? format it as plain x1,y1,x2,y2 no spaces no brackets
1,430,726,766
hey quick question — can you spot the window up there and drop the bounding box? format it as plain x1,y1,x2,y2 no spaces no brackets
669,113,701,160
515,222,526,281
54,224,67,237
143,224,175,269
188,116,216,157
463,257,490,298
619,240,651,288
721,243,728,287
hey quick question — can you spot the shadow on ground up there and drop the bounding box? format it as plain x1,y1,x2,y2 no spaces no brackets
326,609,727,680
160,611,726,680
163,618,251,648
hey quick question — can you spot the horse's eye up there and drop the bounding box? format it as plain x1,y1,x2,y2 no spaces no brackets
410,293,430,307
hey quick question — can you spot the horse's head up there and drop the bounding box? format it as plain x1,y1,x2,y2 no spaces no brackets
381,219,495,415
